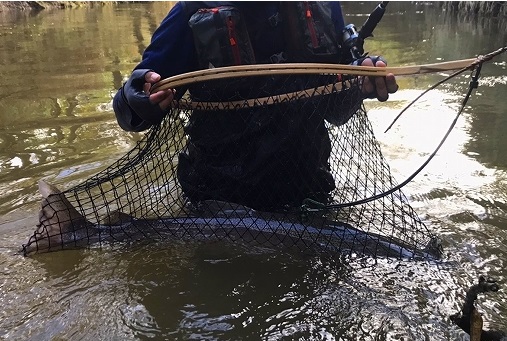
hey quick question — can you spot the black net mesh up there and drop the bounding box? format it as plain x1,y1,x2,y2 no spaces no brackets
23,72,442,259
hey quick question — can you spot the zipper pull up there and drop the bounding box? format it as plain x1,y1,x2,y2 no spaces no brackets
227,17,236,46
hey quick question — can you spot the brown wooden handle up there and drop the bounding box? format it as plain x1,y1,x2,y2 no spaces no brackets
150,46,507,110
151,58,478,93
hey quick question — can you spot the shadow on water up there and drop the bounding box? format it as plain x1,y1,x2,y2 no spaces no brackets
0,2,507,340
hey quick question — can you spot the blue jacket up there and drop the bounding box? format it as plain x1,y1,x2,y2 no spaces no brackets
113,2,346,131
137,2,345,78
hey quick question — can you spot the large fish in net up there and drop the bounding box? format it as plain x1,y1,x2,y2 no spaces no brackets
22,51,507,259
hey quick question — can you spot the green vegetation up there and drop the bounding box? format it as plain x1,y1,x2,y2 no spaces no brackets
438,1,507,17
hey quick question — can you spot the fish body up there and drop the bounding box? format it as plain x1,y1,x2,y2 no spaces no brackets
23,180,441,259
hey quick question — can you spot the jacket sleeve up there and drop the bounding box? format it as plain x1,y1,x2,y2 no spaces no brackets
113,2,198,132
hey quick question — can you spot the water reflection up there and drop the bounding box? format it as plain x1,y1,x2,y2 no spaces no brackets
0,2,507,340
0,3,175,217
1,241,465,340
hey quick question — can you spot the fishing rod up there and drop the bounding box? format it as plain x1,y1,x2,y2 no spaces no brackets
341,1,389,63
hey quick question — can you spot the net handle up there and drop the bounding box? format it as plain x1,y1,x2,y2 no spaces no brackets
151,58,477,93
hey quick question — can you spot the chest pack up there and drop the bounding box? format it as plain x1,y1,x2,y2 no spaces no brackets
188,6,256,68
281,2,343,63
186,2,344,68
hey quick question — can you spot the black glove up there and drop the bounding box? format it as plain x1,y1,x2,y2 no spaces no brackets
113,69,167,131
351,56,389,100
351,55,387,67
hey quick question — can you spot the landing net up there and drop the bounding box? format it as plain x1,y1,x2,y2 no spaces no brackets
23,69,441,259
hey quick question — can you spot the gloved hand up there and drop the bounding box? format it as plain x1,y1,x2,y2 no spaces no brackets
114,69,175,128
353,56,398,102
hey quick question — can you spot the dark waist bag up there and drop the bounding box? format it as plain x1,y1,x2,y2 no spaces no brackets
281,1,342,63
188,6,256,68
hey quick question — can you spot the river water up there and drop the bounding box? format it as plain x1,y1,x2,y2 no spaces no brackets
0,2,506,340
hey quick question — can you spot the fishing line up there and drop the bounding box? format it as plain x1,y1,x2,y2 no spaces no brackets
314,61,485,211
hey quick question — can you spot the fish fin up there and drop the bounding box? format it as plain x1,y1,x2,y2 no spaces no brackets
38,179,62,198
38,180,86,224
23,180,90,255
99,210,134,226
